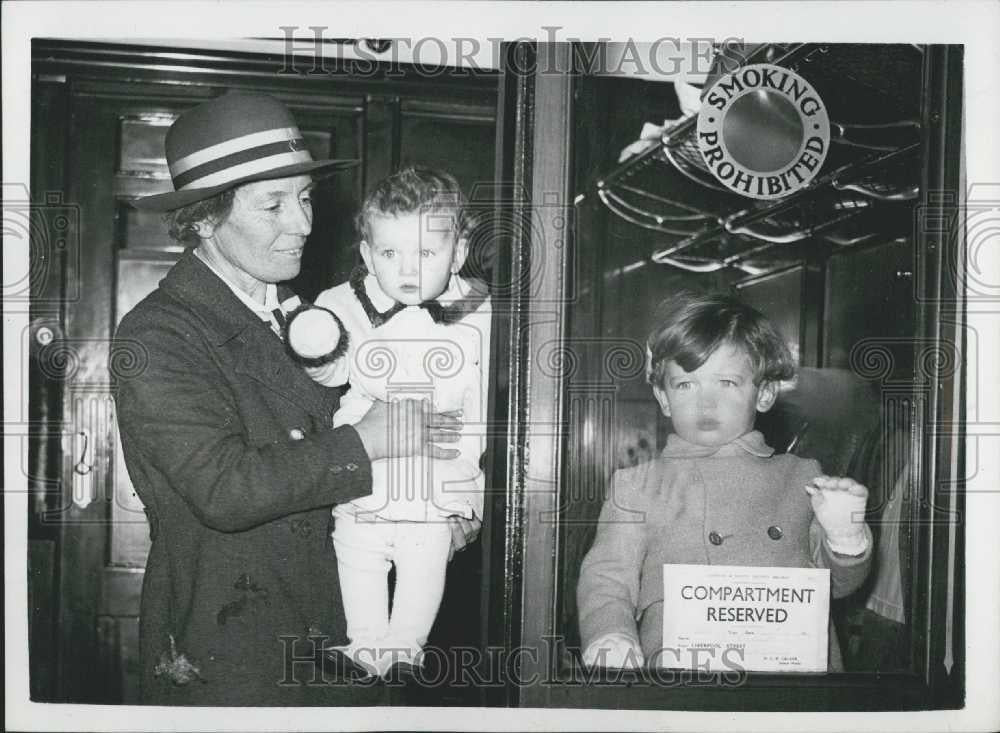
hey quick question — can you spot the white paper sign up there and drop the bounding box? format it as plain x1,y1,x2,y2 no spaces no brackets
661,564,831,673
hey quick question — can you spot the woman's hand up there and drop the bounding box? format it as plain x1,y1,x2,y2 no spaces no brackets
353,399,462,461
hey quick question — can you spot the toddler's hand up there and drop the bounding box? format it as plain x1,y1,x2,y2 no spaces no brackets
582,633,645,669
806,475,870,556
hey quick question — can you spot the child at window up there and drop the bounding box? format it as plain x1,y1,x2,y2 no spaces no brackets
287,167,490,677
577,291,872,671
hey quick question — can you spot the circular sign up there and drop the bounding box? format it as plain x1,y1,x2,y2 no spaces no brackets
696,63,830,199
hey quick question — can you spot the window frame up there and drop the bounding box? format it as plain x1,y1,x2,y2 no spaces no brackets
503,43,965,712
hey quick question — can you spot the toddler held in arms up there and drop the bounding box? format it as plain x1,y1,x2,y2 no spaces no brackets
287,167,490,677
577,291,872,671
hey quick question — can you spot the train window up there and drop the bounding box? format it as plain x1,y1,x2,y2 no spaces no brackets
507,43,964,711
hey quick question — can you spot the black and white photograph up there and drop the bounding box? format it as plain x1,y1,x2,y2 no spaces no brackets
4,2,999,731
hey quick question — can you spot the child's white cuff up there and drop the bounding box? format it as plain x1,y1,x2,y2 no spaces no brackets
824,527,870,556
582,632,644,668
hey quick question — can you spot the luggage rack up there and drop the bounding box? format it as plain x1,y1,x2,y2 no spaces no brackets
645,144,920,270
596,113,921,240
590,43,924,275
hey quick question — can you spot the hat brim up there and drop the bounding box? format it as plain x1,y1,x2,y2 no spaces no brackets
132,158,359,212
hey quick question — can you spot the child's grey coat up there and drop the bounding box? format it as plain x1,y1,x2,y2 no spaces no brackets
577,431,873,671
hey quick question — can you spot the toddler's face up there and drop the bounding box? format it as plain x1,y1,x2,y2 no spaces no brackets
361,211,467,306
652,342,777,447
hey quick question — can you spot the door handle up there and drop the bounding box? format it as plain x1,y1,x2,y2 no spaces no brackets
72,428,95,508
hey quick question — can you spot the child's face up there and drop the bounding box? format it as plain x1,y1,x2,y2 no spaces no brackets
652,342,778,448
361,211,467,306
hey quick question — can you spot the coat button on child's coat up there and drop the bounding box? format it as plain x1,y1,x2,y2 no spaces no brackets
289,428,305,441
708,531,724,546
767,525,783,540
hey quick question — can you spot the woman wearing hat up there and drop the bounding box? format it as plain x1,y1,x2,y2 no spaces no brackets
114,92,474,705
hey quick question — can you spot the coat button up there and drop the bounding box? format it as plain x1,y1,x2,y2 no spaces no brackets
330,464,343,474
346,462,358,472
708,531,724,546
767,525,783,540
289,428,305,441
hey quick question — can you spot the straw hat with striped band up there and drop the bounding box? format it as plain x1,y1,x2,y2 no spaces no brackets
134,92,358,212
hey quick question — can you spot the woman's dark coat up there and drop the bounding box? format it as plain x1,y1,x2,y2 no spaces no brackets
114,252,383,705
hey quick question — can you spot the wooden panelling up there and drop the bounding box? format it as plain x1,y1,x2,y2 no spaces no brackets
516,43,575,705
95,616,120,703
28,539,57,700
117,116,172,176
28,78,69,540
33,39,499,102
109,418,153,568
99,568,143,616
363,95,399,192
118,617,141,704
288,105,365,298
300,130,332,161
117,204,181,253
825,239,916,377
737,265,805,364
737,265,808,453
400,109,496,191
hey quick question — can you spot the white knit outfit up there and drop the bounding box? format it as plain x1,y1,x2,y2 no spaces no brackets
307,272,490,673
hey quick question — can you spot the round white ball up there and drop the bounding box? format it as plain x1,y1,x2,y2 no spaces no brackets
288,308,341,359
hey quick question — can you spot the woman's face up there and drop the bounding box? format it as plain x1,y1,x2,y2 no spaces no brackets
197,175,314,297
652,342,777,447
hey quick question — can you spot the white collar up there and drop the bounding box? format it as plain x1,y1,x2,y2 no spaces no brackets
362,272,479,312
661,430,775,459
195,248,279,317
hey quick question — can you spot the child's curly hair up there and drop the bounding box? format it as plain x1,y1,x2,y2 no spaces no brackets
355,166,469,244
646,290,796,387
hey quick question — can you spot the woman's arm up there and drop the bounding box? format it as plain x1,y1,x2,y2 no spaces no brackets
114,309,373,533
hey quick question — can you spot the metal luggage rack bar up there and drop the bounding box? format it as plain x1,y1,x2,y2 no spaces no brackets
647,144,919,265
594,134,740,233
650,231,813,277
723,188,874,244
832,142,922,201
819,203,913,247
